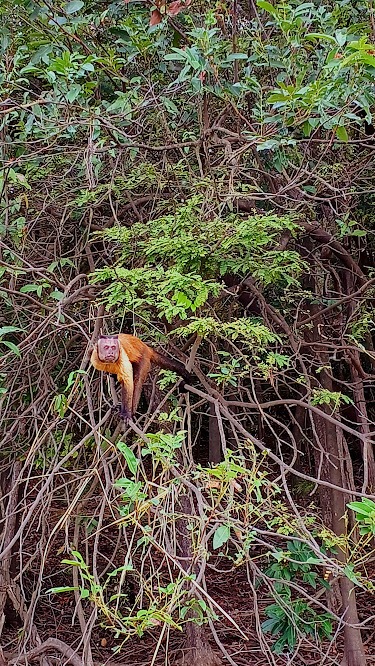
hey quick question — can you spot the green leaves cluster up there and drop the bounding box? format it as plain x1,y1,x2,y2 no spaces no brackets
252,1,375,138
1,0,374,170
100,196,302,281
262,599,333,654
0,326,23,357
91,266,220,322
311,388,353,410
262,541,333,653
91,196,305,323
348,499,375,536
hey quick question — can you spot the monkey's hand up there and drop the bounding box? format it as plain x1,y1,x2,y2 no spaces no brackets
119,405,133,423
112,404,133,423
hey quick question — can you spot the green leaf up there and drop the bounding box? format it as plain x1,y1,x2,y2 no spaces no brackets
49,16,67,25
46,586,78,594
256,0,278,16
160,96,179,115
80,588,90,599
50,290,65,301
257,139,280,151
65,0,84,14
305,33,337,43
165,49,190,62
342,565,361,584
303,572,317,588
348,499,375,515
66,369,86,389
335,29,347,47
335,126,348,142
360,54,375,67
226,53,249,61
20,284,39,294
262,617,280,633
107,564,134,577
117,442,139,476
66,85,81,103
212,524,230,550
0,341,20,356
0,326,23,336
30,44,53,65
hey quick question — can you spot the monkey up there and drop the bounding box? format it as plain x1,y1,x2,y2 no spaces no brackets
90,334,192,422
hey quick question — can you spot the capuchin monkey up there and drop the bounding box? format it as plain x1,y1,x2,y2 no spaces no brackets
91,334,192,421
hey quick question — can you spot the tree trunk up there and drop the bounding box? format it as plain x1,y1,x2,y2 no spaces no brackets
145,380,222,666
299,235,367,666
181,623,221,666
310,363,366,666
349,354,375,492
178,493,222,666
209,401,222,463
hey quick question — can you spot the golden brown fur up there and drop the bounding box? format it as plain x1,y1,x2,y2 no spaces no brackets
91,334,192,421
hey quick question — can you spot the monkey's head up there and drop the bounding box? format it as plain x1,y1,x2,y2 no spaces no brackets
97,335,120,363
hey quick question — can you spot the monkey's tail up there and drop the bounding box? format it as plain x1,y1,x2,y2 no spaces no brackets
152,351,193,384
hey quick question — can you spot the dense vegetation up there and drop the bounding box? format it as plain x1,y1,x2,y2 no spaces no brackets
1,1,375,665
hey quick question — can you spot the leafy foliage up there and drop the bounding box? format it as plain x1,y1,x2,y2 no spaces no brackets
348,499,375,536
262,541,333,652
98,197,303,280
262,599,333,654
311,388,353,410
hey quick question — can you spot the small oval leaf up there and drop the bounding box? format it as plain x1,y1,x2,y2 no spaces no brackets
65,0,84,14
213,524,230,550
336,125,348,142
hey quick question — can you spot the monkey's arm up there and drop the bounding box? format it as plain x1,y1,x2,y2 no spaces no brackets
116,350,134,422
91,339,135,422
119,382,133,422
131,357,151,416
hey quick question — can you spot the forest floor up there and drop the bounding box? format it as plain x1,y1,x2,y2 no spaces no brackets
3,512,375,666
3,458,375,666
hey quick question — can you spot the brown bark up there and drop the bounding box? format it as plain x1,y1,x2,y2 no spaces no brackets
178,493,222,666
312,371,366,666
341,262,375,491
0,463,21,629
145,381,222,666
307,313,366,666
350,355,375,492
209,401,222,463
181,623,221,666
299,232,367,665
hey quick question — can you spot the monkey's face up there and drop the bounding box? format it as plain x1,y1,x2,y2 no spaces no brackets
97,336,120,363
